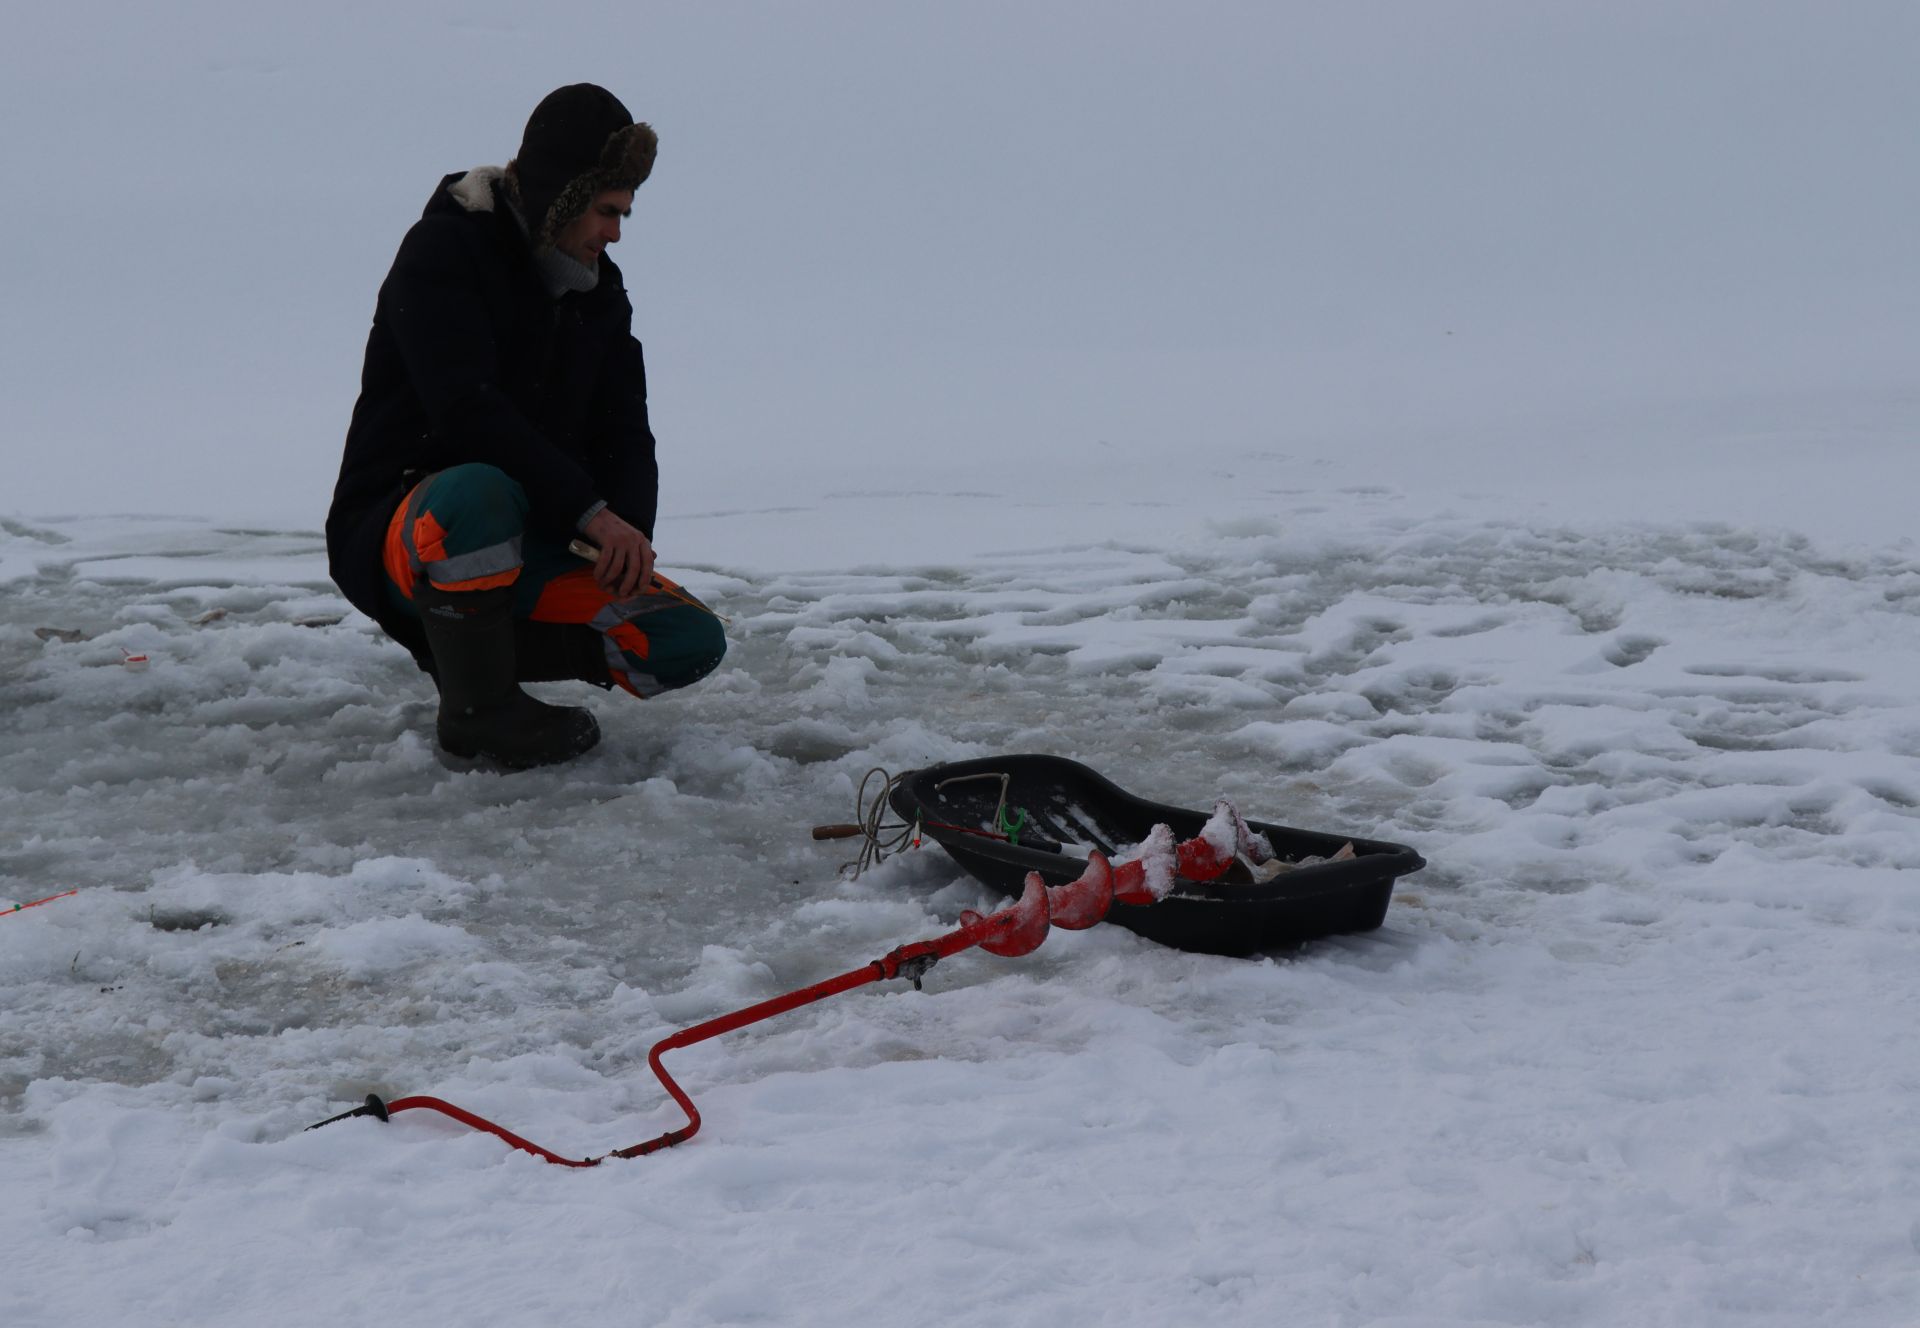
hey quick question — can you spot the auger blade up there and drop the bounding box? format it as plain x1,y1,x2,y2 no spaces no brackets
1110,860,1154,905
1111,824,1176,904
1174,835,1235,883
1220,798,1275,864
1045,852,1113,930
962,872,1052,957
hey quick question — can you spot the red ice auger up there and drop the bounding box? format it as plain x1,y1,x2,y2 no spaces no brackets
308,820,1267,1167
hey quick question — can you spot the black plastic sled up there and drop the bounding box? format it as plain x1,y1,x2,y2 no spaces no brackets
889,754,1425,957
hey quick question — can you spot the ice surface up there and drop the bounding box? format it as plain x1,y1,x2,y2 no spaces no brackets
6,500,1920,1325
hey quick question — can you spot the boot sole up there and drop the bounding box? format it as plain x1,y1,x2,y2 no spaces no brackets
437,725,601,772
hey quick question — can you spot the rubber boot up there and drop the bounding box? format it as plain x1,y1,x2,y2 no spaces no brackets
513,620,615,688
416,584,600,769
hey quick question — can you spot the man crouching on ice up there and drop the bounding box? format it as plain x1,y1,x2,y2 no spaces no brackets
326,84,725,769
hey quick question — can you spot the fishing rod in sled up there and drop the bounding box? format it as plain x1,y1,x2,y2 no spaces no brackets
306,812,1265,1169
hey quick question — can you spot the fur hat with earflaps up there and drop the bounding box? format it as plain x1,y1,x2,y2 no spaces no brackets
508,84,657,249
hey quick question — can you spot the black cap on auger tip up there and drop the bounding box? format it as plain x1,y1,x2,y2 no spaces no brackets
305,1094,391,1131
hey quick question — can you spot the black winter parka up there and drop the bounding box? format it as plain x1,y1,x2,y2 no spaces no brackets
326,167,659,663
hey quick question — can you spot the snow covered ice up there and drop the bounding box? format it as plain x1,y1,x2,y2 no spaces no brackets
5,489,1920,1325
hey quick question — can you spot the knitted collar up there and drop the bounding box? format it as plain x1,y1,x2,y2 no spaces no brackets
532,245,600,298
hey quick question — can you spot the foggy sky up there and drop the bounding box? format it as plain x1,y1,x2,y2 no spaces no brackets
3,1,1914,527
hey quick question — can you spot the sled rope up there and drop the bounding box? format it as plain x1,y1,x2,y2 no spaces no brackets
933,771,1015,835
830,768,1040,878
845,766,918,878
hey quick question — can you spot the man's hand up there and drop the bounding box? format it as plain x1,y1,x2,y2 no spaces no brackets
581,509,655,599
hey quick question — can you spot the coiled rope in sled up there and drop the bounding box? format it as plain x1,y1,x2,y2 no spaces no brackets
823,768,1029,879
846,766,918,878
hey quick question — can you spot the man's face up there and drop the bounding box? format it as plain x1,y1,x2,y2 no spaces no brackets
554,187,634,266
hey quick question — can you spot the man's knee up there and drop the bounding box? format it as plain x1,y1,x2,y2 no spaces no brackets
390,464,530,599
606,606,726,696
656,611,727,689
